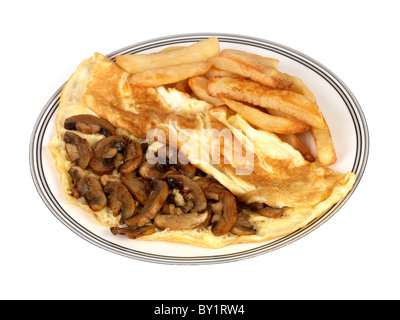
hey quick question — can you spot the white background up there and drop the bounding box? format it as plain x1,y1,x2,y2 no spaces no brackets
1,0,399,300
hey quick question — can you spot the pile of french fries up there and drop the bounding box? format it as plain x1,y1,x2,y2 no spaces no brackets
115,37,336,166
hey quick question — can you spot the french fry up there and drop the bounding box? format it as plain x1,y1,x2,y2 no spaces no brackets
266,78,334,165
267,108,315,161
219,96,310,134
207,76,325,129
116,37,220,74
128,61,211,87
278,75,335,165
158,46,185,53
203,67,239,78
267,84,335,165
278,134,315,162
285,74,317,104
310,118,337,166
188,76,224,106
209,55,292,90
220,49,279,70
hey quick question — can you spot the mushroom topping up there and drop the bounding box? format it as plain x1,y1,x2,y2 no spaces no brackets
195,177,228,200
88,157,115,175
125,180,169,228
177,162,197,178
64,114,116,137
138,162,179,180
157,145,197,178
89,135,129,175
119,140,143,175
160,193,185,215
64,131,93,169
161,203,185,215
154,210,211,231
166,175,207,213
92,135,129,158
120,172,150,206
230,210,256,236
110,225,155,239
249,203,284,218
210,191,238,236
68,166,107,211
100,175,136,221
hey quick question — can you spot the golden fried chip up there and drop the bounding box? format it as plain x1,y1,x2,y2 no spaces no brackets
278,133,315,162
282,74,336,165
158,45,185,53
219,96,310,134
188,76,224,106
115,37,220,74
207,76,325,129
285,74,317,103
209,55,291,89
311,118,337,166
203,67,239,78
127,61,211,87
220,49,279,69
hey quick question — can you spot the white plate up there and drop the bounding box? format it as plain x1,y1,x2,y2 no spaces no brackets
30,33,369,264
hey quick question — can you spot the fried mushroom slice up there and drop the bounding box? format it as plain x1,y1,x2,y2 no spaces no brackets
230,210,256,236
110,225,155,239
89,135,129,175
157,145,197,178
64,131,93,169
154,210,211,231
249,203,284,218
88,157,115,175
211,191,238,236
64,114,116,137
119,140,144,175
100,175,136,221
161,203,185,215
120,172,150,206
125,180,169,228
160,193,185,215
138,162,179,180
166,175,207,213
195,177,228,200
92,135,129,158
177,162,197,178
68,166,107,211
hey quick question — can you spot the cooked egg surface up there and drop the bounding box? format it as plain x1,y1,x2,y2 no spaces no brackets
49,52,356,248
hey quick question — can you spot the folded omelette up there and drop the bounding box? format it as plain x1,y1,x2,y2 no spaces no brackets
49,52,356,248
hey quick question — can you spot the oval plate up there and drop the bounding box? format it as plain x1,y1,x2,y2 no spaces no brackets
30,33,369,264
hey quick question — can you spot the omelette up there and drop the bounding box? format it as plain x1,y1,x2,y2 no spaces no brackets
49,45,356,249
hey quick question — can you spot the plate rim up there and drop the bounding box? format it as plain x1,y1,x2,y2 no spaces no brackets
29,33,369,265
